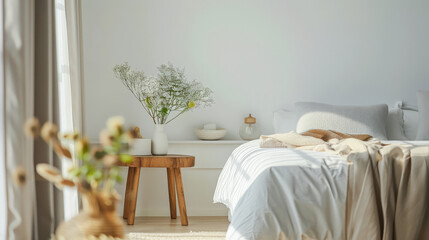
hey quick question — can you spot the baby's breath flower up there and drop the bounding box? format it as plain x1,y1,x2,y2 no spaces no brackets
188,101,195,108
114,62,214,125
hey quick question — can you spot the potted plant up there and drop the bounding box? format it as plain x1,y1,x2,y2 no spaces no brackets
113,63,214,155
24,116,135,239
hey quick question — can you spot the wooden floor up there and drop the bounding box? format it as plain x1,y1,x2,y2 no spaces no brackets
125,216,229,234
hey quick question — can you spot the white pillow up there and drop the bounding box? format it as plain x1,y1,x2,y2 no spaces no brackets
274,108,407,139
416,91,429,140
386,108,407,140
273,110,297,133
295,102,388,139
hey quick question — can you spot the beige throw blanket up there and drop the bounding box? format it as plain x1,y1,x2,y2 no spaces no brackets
261,132,429,240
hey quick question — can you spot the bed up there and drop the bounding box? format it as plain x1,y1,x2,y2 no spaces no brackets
213,101,429,240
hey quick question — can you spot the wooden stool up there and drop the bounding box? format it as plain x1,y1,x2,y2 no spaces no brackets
117,155,195,226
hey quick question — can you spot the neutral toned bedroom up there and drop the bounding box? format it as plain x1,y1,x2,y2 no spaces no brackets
1,0,429,240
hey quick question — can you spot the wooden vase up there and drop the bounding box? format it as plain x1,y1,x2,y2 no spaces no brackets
55,191,125,240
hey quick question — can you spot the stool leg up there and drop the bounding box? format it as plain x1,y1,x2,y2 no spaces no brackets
123,167,135,219
127,167,141,225
174,168,188,226
167,168,177,219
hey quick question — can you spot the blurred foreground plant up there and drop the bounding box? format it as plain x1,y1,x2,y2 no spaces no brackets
25,116,134,193
25,116,136,239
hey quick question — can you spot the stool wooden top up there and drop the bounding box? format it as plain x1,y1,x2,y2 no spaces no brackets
117,154,195,168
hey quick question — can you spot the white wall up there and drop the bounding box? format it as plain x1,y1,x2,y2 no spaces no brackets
81,0,429,216
82,0,429,141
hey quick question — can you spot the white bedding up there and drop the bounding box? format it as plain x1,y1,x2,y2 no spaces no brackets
213,140,429,240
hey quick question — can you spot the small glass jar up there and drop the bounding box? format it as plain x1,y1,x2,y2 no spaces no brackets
239,114,260,140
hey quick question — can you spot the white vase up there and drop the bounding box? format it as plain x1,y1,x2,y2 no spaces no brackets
151,124,168,155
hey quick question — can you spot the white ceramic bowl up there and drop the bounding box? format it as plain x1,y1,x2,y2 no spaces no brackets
194,128,227,140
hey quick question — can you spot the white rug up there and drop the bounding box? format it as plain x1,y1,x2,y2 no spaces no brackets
128,232,226,240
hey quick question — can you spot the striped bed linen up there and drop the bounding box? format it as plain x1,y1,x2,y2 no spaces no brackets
213,140,429,240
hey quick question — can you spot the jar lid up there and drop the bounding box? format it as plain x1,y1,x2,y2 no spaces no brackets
244,114,256,124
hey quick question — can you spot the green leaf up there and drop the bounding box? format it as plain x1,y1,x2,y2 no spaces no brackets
146,97,152,109
161,107,168,116
119,154,133,163
94,150,106,160
79,152,91,162
68,167,81,178
116,175,123,183
93,170,103,180
80,164,90,175
85,167,103,184
108,167,122,183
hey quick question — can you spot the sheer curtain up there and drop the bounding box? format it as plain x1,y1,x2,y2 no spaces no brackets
55,0,82,222
3,1,36,239
1,0,84,239
0,2,7,239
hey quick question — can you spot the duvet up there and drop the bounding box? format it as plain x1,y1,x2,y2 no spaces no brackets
213,139,429,240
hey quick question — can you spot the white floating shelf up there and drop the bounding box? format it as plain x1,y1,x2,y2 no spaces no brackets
169,140,248,145
89,139,249,145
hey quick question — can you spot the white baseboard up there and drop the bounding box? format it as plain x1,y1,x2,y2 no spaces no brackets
135,207,228,217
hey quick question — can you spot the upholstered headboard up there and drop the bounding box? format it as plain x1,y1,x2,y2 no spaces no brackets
273,101,419,140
